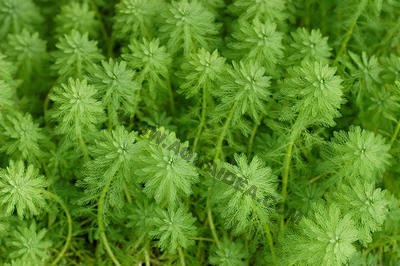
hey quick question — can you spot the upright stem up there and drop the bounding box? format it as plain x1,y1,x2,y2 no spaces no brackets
254,205,276,265
213,101,238,162
98,178,121,266
280,115,303,233
193,86,207,152
39,190,72,266
177,246,186,266
247,113,264,158
166,76,175,115
334,0,368,65
390,119,400,147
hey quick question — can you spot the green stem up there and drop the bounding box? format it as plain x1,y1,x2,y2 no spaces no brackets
280,115,304,233
213,101,238,162
76,126,90,162
254,205,276,265
190,237,215,242
177,246,186,266
98,178,121,266
40,190,72,266
375,18,400,56
193,86,207,152
88,0,110,46
144,240,151,266
107,102,113,131
207,208,221,249
247,113,263,158
390,119,400,147
333,0,368,65
166,77,175,114
43,77,61,119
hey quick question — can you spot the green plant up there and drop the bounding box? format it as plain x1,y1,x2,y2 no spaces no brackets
1,0,400,265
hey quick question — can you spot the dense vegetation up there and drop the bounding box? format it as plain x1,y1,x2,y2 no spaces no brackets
0,0,400,265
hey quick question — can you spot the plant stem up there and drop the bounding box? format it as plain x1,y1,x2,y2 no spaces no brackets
40,190,72,266
144,240,151,266
213,101,238,162
247,113,263,158
98,178,121,266
193,86,207,153
254,205,276,265
333,0,367,65
390,119,400,147
166,77,175,114
178,246,186,266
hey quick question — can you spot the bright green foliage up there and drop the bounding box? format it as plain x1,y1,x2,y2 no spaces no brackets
217,61,272,124
328,180,388,246
0,0,43,39
229,18,284,75
86,58,140,127
55,1,99,38
287,28,332,65
0,112,45,165
209,153,279,236
135,128,199,208
0,53,15,84
290,183,324,214
126,196,158,236
122,38,171,102
2,29,48,84
228,0,287,24
7,221,52,263
178,48,226,98
281,203,358,266
150,205,197,254
52,30,104,79
209,237,248,266
77,126,138,210
321,126,391,183
0,80,14,108
280,61,345,127
0,161,47,218
113,0,164,41
1,1,400,265
48,78,105,153
345,51,383,106
160,0,220,56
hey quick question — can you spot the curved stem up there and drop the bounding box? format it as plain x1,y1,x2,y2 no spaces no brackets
166,76,175,114
98,178,121,266
177,246,186,266
247,113,264,158
40,190,72,266
213,101,238,162
254,205,276,265
193,86,207,153
390,119,400,147
333,0,368,65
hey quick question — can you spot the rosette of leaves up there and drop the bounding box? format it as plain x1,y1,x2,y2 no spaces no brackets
327,180,388,246
54,1,99,39
77,126,138,213
0,160,47,219
229,18,284,76
227,0,287,26
134,127,199,208
280,202,359,266
0,0,43,39
6,221,52,263
1,29,48,87
0,112,46,166
149,205,197,254
48,78,106,159
286,28,332,65
345,51,383,106
160,0,220,57
209,236,248,266
113,0,165,41
86,58,140,129
280,60,345,127
320,126,391,184
122,38,172,105
209,153,279,237
51,30,104,80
